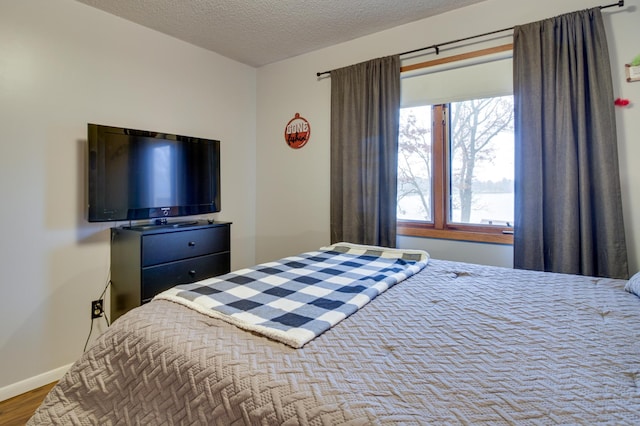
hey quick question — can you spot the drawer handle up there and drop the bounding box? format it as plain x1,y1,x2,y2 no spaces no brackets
188,241,196,247
189,270,196,277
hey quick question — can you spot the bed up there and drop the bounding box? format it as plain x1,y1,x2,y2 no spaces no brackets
29,243,640,425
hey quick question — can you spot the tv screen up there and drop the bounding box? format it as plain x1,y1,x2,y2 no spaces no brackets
87,124,221,222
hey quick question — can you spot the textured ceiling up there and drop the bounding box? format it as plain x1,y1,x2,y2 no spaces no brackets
74,0,488,67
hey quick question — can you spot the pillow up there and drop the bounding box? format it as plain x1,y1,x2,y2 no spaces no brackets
624,272,640,298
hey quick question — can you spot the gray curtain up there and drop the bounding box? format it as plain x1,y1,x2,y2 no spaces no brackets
330,55,400,247
513,8,628,279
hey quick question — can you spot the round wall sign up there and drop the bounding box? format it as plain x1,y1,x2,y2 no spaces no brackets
284,113,311,149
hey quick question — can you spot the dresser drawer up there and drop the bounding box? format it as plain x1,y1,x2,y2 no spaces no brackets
141,226,230,266
141,252,231,301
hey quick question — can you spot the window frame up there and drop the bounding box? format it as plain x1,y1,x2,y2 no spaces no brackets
397,104,514,245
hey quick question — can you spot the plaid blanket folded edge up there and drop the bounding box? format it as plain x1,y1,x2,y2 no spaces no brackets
324,242,429,263
156,293,312,348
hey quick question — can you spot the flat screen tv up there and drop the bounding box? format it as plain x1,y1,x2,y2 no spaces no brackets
87,123,221,222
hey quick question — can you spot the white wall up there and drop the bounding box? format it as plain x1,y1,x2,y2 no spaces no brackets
256,0,640,272
608,1,640,276
0,0,257,398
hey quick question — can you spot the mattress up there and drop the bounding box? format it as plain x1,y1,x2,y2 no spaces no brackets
29,259,640,425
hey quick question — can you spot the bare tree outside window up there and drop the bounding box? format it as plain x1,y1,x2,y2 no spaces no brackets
450,96,514,224
397,106,432,221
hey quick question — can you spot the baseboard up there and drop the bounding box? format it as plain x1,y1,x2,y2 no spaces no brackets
0,364,72,402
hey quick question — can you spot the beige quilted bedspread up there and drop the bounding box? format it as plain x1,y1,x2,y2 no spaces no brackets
29,259,640,425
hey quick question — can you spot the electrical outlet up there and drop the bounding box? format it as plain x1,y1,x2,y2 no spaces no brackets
91,299,104,319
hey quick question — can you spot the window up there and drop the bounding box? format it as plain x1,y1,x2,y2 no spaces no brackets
397,96,514,244
449,97,514,226
397,52,514,244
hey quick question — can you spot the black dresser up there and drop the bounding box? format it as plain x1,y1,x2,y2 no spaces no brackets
110,220,231,321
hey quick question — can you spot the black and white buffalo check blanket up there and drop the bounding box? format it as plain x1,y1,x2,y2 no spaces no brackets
155,242,429,348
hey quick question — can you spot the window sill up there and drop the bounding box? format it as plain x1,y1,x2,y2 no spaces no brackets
397,222,513,245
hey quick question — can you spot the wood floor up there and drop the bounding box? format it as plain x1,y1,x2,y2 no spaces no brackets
0,382,56,426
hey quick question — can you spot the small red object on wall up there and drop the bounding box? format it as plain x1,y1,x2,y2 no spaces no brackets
285,113,311,149
614,98,630,107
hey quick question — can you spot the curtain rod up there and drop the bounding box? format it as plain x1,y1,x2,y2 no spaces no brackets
315,0,624,77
